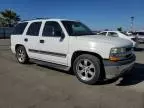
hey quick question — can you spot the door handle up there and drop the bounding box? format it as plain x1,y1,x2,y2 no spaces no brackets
40,40,44,43
24,38,28,42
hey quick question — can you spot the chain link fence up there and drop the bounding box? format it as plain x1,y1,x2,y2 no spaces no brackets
0,27,14,39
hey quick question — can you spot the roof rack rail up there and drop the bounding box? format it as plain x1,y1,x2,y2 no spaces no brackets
36,17,51,19
21,17,51,22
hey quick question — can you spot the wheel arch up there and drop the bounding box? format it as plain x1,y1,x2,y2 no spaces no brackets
71,50,106,79
15,44,25,52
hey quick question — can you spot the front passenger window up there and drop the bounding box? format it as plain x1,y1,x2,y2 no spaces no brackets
42,21,64,37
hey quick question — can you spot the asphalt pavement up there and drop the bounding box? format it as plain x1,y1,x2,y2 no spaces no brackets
0,39,143,108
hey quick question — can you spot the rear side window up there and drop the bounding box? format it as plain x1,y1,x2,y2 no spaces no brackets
26,22,42,36
13,22,28,35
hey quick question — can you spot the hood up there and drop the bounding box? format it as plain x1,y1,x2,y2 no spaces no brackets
77,35,133,47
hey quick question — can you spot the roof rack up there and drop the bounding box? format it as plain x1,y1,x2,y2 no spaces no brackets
22,17,51,22
35,17,51,19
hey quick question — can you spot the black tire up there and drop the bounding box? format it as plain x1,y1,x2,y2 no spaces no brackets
73,54,101,85
16,46,29,64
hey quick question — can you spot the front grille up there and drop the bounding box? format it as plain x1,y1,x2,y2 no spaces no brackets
126,54,132,58
126,47,132,52
124,47,133,60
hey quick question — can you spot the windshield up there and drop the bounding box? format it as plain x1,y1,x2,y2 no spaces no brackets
62,21,94,36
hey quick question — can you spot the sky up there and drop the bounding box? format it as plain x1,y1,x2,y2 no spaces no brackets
0,0,144,31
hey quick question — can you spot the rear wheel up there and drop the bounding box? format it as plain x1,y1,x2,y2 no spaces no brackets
16,46,29,64
73,54,101,85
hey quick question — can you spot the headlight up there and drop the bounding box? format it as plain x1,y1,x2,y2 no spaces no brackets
110,47,126,61
110,48,126,54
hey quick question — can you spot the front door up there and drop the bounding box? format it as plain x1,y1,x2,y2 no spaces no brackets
38,21,69,66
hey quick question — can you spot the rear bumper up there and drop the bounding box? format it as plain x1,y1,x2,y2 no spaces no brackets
103,54,136,79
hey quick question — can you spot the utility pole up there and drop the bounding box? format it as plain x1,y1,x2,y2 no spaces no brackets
130,16,134,32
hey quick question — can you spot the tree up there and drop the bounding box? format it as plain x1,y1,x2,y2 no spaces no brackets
0,14,7,27
0,9,21,27
117,27,123,32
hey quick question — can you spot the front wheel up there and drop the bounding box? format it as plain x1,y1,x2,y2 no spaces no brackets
73,54,101,85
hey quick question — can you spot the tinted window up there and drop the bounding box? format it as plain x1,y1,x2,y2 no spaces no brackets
13,22,28,35
99,32,107,36
26,22,41,36
42,21,63,37
108,32,118,37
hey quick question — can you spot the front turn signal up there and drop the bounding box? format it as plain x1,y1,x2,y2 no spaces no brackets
109,56,120,62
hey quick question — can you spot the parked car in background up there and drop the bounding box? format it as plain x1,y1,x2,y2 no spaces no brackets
98,31,138,48
133,31,144,43
92,31,101,35
126,31,133,36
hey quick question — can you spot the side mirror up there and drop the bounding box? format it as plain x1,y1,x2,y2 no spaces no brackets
61,32,65,39
55,31,65,39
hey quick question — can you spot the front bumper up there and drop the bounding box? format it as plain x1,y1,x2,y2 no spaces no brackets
103,54,136,79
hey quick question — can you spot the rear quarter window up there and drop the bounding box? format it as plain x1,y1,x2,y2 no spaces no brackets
13,22,28,35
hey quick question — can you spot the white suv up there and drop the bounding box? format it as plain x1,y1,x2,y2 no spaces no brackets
11,18,135,85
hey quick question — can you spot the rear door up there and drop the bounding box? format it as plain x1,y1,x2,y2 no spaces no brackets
24,21,42,59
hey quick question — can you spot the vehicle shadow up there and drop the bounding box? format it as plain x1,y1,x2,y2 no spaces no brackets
35,62,144,86
36,64,74,75
116,63,144,86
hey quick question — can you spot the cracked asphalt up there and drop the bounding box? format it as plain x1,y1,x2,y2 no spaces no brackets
0,39,143,108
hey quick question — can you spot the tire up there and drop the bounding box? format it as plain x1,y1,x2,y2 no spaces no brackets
73,54,101,85
16,46,29,64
